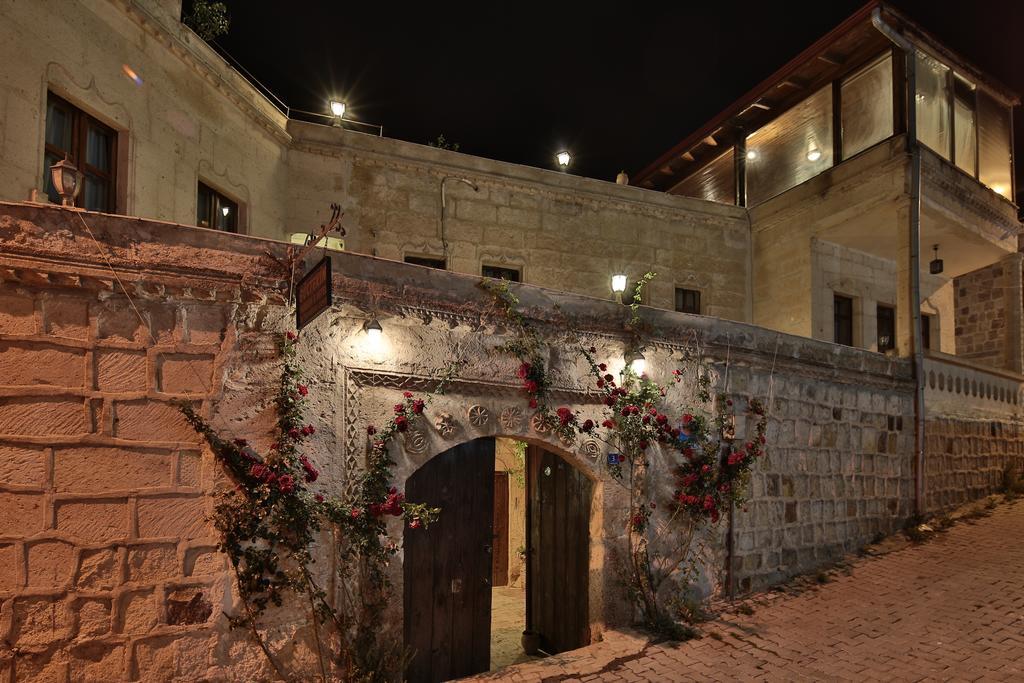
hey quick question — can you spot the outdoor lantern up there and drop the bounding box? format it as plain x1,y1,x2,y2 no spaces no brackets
329,99,346,118
556,150,572,168
221,205,230,217
745,149,757,161
929,244,944,275
611,273,627,303
364,318,383,341
624,349,646,376
50,158,82,207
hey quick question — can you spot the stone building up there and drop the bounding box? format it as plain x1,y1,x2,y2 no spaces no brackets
0,1,1021,681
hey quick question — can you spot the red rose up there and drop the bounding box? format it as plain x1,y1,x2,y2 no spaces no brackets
288,428,300,439
302,425,316,436
297,385,308,397
598,363,607,371
367,426,377,435
403,391,413,399
596,379,604,388
604,374,614,382
278,474,295,494
529,398,538,409
315,494,324,503
395,415,409,431
394,403,406,414
412,399,425,414
524,380,539,394
602,419,615,429
638,440,649,450
517,362,531,379
350,507,362,518
588,346,597,353
581,419,594,433
409,518,422,529
250,464,268,480
682,414,693,424
286,331,297,341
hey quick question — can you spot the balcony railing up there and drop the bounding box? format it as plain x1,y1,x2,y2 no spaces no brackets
924,352,1023,419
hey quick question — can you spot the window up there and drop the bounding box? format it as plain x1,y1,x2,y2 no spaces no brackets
405,255,446,269
978,91,1013,199
746,85,833,205
877,304,895,352
841,53,894,159
921,313,932,350
196,181,238,232
953,75,977,176
915,51,951,160
675,288,701,314
43,92,117,212
671,148,735,204
834,294,854,346
482,264,520,282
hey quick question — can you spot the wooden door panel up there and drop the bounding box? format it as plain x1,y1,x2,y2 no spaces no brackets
492,472,510,587
527,447,592,655
404,439,495,682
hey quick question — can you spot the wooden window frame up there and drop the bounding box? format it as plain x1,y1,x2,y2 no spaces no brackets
481,264,521,282
877,303,896,352
44,92,118,212
674,287,702,315
833,294,855,346
196,180,240,233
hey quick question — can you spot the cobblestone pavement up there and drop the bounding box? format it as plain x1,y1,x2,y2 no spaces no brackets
468,500,1024,682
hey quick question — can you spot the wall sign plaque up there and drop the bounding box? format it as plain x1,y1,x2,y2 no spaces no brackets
295,256,332,330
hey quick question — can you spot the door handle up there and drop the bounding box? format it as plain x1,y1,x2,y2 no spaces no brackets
483,577,490,586
484,544,492,555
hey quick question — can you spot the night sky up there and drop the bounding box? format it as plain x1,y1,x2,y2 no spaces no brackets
208,1,1023,187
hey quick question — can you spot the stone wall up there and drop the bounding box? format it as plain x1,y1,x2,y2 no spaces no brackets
954,255,1024,373
0,202,1020,679
925,418,1024,512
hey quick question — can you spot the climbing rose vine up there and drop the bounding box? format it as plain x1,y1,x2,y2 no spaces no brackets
180,331,438,682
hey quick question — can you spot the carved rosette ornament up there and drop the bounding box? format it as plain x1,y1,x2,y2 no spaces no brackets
468,405,490,427
434,412,457,439
580,439,601,460
404,428,428,454
530,412,550,434
500,406,524,432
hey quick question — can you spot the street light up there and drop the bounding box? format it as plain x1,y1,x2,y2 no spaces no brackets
50,158,82,207
556,150,572,168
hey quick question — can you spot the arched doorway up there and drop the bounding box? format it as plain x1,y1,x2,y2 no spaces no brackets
403,438,592,682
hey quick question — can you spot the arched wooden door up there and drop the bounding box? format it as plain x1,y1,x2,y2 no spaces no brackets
526,445,592,654
404,438,496,682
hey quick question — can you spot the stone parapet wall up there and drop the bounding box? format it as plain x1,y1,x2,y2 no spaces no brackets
0,202,1017,679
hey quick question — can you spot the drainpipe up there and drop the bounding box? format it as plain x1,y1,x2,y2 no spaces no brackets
872,8,926,517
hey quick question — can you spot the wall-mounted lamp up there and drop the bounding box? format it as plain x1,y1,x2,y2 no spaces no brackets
364,318,383,341
806,144,822,162
50,158,82,207
556,150,572,168
929,244,944,275
611,273,627,303
221,205,231,217
745,149,758,161
624,349,646,376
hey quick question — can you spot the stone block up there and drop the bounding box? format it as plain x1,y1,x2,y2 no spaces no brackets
113,400,200,443
0,292,36,334
118,589,159,634
95,349,148,392
184,305,225,345
42,297,89,340
0,542,20,590
76,547,120,590
26,540,75,588
0,492,44,535
13,596,72,646
0,397,88,437
70,640,124,681
55,499,127,543
0,342,86,388
127,543,179,583
166,587,213,625
53,447,172,493
96,302,147,343
137,496,209,540
177,451,201,487
158,353,214,394
0,444,47,487
184,546,225,576
76,599,113,638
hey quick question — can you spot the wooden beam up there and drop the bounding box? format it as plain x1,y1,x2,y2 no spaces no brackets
817,53,844,66
702,135,718,147
681,152,695,162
